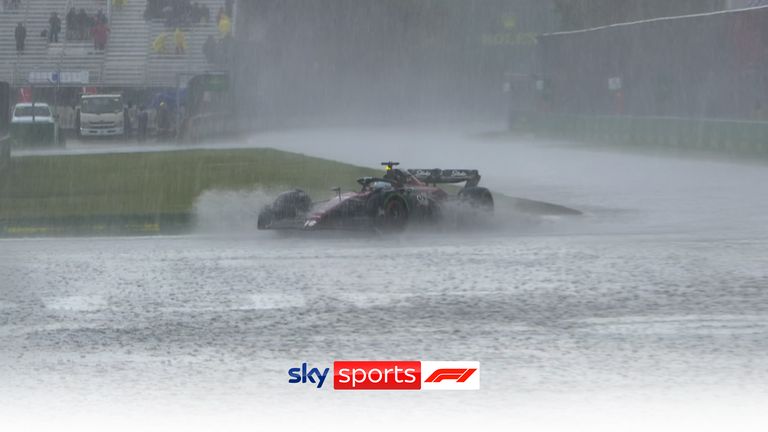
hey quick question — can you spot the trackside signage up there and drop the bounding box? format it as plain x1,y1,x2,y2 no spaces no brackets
288,361,479,391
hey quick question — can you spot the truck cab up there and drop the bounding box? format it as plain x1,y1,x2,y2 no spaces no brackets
77,94,124,137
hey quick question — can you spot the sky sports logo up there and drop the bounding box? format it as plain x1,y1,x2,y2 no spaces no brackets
288,361,479,391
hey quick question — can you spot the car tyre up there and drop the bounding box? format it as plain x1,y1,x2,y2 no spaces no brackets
375,195,409,232
459,187,494,212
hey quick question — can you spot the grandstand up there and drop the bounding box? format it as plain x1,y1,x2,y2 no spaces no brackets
0,0,229,88
145,5,227,86
0,0,107,85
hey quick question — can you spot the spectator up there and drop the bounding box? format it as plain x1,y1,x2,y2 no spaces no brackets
152,32,168,53
14,21,26,53
174,28,187,54
126,103,137,136
96,9,107,25
113,0,126,10
137,105,149,142
91,21,110,50
65,7,76,39
218,13,231,38
203,35,215,63
123,103,133,139
76,9,91,40
49,12,61,43
201,3,210,23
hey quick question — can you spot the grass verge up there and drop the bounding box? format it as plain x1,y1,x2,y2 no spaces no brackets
0,148,379,221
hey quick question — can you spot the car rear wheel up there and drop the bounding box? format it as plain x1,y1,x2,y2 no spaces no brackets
376,196,409,232
459,187,494,212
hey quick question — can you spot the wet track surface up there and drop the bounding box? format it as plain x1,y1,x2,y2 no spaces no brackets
2,128,768,422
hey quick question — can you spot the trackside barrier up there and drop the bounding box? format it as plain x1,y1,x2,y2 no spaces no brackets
523,113,768,155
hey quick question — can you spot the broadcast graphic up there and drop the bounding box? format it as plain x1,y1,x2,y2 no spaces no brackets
1,1,768,432
288,361,480,391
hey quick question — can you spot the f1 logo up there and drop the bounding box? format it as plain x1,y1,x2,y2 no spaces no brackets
425,368,477,383
421,362,480,390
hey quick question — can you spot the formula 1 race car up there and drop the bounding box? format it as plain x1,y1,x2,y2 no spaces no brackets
257,162,494,232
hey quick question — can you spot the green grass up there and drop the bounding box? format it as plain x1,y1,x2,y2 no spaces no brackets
0,148,380,220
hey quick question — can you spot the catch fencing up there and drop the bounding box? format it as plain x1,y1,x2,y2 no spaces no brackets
537,6,768,120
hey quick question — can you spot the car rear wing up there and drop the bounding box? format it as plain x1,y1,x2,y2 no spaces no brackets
407,169,481,187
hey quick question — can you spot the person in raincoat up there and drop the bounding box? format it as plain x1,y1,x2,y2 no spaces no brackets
174,28,187,54
152,32,168,53
218,13,231,38
91,21,110,50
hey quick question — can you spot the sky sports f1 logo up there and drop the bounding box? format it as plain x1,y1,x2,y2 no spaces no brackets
288,361,479,391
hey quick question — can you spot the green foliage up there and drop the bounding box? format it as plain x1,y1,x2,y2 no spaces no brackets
0,149,379,220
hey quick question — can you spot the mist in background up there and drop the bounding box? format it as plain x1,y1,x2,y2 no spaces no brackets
233,0,555,128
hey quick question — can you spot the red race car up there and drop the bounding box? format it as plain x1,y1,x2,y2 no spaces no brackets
257,162,494,232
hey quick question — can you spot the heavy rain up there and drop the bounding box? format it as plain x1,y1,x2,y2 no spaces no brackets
1,1,767,431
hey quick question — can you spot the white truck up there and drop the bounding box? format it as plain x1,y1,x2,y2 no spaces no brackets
76,94,125,137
